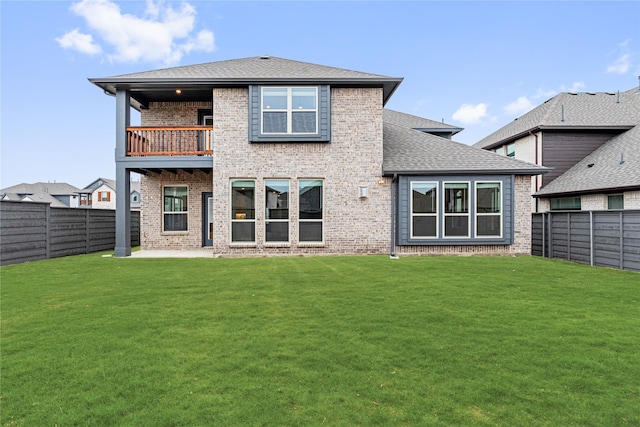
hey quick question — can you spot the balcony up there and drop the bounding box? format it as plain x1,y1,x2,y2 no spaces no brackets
126,126,213,156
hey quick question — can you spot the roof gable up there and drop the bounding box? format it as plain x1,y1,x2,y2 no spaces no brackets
474,88,638,149
535,124,640,197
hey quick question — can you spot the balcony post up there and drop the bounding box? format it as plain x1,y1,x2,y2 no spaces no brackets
115,89,131,257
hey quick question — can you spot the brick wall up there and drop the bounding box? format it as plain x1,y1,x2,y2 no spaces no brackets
139,91,534,256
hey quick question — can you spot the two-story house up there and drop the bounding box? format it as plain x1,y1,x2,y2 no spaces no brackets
90,56,546,257
474,88,640,212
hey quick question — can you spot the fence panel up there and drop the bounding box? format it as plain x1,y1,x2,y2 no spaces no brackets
0,201,140,266
532,210,640,272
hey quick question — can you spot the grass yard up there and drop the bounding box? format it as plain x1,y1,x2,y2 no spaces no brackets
1,254,639,426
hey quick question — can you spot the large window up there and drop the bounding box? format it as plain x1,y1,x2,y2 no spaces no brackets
550,197,581,211
265,179,290,242
299,179,323,242
399,176,512,245
262,87,318,134
231,180,256,242
411,182,437,238
444,182,470,237
163,186,187,232
476,182,502,237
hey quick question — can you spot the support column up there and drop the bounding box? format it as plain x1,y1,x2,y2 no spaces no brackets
114,89,131,257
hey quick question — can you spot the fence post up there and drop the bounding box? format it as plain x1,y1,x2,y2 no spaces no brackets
85,209,91,254
541,213,546,258
548,212,553,259
619,212,624,270
589,211,594,267
45,204,51,259
567,212,571,261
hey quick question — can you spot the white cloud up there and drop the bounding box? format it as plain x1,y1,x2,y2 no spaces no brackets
503,96,533,116
560,81,586,92
607,53,631,75
606,39,633,75
452,103,488,125
55,28,101,55
57,0,215,65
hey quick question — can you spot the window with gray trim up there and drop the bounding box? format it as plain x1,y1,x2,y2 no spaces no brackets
249,85,330,142
398,176,513,246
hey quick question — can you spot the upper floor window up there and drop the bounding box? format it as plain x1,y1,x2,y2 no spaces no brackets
249,85,330,143
262,87,317,134
99,191,110,202
506,143,515,157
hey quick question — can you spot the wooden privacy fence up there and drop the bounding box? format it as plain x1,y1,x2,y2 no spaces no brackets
532,210,640,272
0,201,140,266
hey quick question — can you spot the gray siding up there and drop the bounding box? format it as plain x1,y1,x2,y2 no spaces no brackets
532,210,640,272
0,201,140,266
542,131,618,186
397,175,514,246
249,85,331,143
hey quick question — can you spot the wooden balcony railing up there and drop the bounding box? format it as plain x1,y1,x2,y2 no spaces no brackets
126,126,213,156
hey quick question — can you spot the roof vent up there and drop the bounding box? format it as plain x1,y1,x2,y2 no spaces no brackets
259,55,271,60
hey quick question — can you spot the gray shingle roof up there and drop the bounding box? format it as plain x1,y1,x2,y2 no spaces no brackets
534,123,640,196
90,56,403,105
474,88,638,149
383,122,548,175
383,109,463,133
1,182,82,196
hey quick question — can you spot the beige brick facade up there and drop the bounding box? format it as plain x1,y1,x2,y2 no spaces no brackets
139,89,534,256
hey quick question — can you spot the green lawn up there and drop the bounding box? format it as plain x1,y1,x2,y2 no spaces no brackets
1,254,639,426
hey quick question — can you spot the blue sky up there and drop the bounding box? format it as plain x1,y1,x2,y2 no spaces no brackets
1,0,639,189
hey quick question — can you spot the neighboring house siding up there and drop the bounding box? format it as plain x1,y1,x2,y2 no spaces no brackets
92,184,116,210
541,131,616,186
395,175,532,255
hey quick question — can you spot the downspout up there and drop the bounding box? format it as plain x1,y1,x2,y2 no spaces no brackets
390,174,399,258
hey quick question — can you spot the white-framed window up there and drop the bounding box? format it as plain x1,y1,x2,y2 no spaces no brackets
299,179,323,242
475,182,502,237
231,180,256,242
262,87,318,134
163,186,188,232
506,143,515,157
410,182,438,238
265,179,290,242
443,182,470,238
99,191,110,202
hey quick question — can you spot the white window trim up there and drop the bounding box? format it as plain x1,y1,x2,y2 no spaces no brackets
298,178,324,244
443,181,471,239
474,181,503,239
410,181,438,239
230,179,256,244
162,185,188,233
261,87,318,135
264,179,290,244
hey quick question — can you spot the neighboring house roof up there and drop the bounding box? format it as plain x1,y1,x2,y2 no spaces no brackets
534,124,640,197
89,55,404,107
383,109,463,136
0,191,69,207
1,182,82,197
474,88,638,150
382,122,548,176
82,177,116,192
